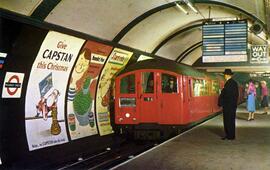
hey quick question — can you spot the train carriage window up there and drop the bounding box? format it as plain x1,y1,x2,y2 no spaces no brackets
203,80,210,96
162,74,177,93
120,74,135,94
211,80,219,95
193,79,209,96
189,79,192,98
142,72,154,93
193,79,200,96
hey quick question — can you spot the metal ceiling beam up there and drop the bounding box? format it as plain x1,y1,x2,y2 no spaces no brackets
176,41,202,62
265,0,270,35
152,22,203,54
112,3,175,43
196,66,270,73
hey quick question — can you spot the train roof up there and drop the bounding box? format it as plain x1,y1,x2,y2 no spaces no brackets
118,59,222,80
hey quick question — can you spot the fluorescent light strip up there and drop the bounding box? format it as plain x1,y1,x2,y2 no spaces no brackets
0,52,7,58
187,2,198,13
175,3,188,15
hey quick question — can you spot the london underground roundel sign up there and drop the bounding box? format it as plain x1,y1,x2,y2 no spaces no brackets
2,72,25,98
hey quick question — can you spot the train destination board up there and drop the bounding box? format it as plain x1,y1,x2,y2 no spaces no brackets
202,20,247,63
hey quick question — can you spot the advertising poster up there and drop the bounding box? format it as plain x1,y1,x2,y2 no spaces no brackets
67,40,112,140
25,31,85,151
96,48,133,136
2,72,24,98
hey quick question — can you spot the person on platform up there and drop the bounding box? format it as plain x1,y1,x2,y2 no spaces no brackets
260,80,269,114
247,79,256,121
218,69,239,140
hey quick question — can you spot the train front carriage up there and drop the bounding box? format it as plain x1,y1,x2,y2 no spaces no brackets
114,59,223,140
115,69,183,126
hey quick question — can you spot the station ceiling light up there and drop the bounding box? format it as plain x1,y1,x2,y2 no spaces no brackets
175,2,189,15
185,0,198,14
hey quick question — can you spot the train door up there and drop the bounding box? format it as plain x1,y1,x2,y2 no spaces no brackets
190,78,209,120
181,76,190,124
188,77,196,118
115,72,138,124
139,71,158,122
159,73,180,124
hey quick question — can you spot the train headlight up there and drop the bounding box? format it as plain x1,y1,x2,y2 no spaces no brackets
119,118,123,122
125,113,130,118
132,118,136,121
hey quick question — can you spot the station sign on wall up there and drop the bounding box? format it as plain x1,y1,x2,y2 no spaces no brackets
25,31,85,151
250,72,270,77
250,45,268,64
2,72,24,98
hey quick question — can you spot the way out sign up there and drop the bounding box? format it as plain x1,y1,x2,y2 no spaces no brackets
2,72,25,98
250,45,268,64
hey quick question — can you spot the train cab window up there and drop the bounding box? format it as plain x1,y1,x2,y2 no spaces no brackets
162,74,177,93
120,97,136,107
120,74,135,94
142,72,154,93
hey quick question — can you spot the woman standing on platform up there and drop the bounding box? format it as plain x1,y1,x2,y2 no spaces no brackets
247,80,256,121
260,81,269,114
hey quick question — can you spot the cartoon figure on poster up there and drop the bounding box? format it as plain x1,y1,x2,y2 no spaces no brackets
35,72,61,135
68,49,95,128
99,68,111,108
68,49,90,129
66,46,106,140
72,77,94,126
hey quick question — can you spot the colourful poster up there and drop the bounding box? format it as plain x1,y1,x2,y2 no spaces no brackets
25,31,85,151
67,40,112,140
96,48,133,136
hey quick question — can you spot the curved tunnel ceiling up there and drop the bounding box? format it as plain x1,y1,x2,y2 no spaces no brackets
0,0,268,67
45,0,170,41
0,0,43,15
44,0,267,66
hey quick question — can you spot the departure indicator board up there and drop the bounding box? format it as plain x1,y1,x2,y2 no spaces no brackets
202,20,247,63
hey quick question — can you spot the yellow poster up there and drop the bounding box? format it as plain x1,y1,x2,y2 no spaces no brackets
96,48,133,136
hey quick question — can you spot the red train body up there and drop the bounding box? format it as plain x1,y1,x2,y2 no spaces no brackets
113,59,241,139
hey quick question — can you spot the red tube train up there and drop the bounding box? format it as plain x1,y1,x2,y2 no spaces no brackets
113,59,242,139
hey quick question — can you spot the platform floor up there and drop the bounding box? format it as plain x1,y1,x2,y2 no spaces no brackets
112,104,270,170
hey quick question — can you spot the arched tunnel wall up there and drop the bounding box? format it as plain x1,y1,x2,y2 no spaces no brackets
0,17,143,168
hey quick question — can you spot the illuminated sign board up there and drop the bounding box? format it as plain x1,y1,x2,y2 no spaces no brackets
202,20,247,63
250,72,270,77
250,45,268,64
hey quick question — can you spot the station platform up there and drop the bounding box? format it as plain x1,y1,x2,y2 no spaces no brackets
112,103,270,170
